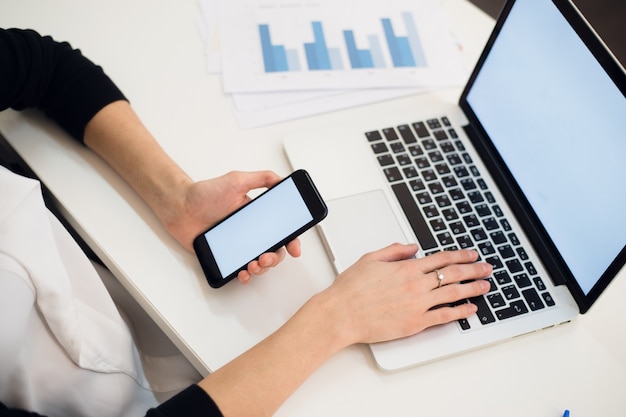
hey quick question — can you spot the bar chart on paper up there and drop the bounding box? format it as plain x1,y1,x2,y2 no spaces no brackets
219,0,467,92
259,11,427,72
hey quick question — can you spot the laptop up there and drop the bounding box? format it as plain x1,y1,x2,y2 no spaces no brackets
283,0,626,371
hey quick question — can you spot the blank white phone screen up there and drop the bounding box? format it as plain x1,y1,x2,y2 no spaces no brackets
204,177,313,279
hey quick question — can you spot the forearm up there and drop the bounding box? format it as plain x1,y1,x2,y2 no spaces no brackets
198,292,347,417
83,100,193,236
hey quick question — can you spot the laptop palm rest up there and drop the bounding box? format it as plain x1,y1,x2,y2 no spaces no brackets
319,190,410,273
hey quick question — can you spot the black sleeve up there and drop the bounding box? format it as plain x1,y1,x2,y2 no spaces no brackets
0,28,126,142
1,385,223,417
0,403,45,417
146,385,224,417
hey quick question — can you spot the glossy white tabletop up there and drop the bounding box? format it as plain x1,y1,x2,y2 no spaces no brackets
1,1,624,416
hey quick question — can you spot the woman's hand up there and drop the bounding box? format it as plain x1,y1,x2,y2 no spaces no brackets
317,243,492,348
162,170,301,283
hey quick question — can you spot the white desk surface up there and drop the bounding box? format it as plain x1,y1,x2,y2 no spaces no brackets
1,1,625,416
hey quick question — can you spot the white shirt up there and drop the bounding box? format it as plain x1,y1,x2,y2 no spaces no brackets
0,166,200,417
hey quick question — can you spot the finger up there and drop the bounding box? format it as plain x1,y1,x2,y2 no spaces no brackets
424,302,479,328
237,270,252,284
258,248,286,269
361,242,419,263
285,239,301,258
430,261,492,288
418,249,480,273
431,279,491,307
237,170,282,191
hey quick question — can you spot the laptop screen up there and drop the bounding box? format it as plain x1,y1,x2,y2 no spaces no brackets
461,0,626,310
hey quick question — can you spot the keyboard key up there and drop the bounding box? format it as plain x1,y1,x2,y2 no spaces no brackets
524,261,537,275
415,157,430,168
428,150,444,162
416,192,432,204
422,138,437,150
533,277,546,291
396,154,412,165
494,270,512,285
435,195,452,208
450,221,466,235
402,166,419,178
502,285,520,300
398,124,417,144
508,232,520,246
434,130,448,140
488,293,506,309
516,247,529,260
457,235,473,249
423,205,439,218
470,296,496,325
409,178,425,191
434,163,451,175
371,142,388,153
447,153,463,165
505,259,524,274
383,127,399,141
478,241,496,256
513,273,532,288
391,182,438,250
454,166,469,178
408,144,423,156
449,188,464,201
542,292,555,307
485,255,504,270
421,169,437,181
441,175,457,187
496,300,528,320
468,191,484,203
498,244,516,259
460,178,477,191
377,154,394,166
427,118,442,129
365,130,382,141
383,167,402,182
430,218,446,232
412,121,429,138
442,208,459,221
390,142,405,153
437,232,454,246
490,231,507,244
483,217,499,230
440,141,455,153
448,128,458,139
522,288,545,311
456,201,472,214
463,214,480,228
471,227,488,242
475,203,491,217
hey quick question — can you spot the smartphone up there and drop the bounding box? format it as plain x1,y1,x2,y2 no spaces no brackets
193,169,328,288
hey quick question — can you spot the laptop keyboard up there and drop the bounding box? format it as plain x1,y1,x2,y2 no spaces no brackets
365,117,556,330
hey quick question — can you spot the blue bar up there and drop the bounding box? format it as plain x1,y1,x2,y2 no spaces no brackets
343,30,374,69
402,12,427,67
286,49,301,71
368,34,386,68
259,24,288,72
382,18,416,67
329,48,344,70
304,21,331,70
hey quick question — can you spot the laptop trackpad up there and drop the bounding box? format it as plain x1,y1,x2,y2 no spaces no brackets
319,190,410,273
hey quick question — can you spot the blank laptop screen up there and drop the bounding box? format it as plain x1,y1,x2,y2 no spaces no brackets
465,0,626,295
